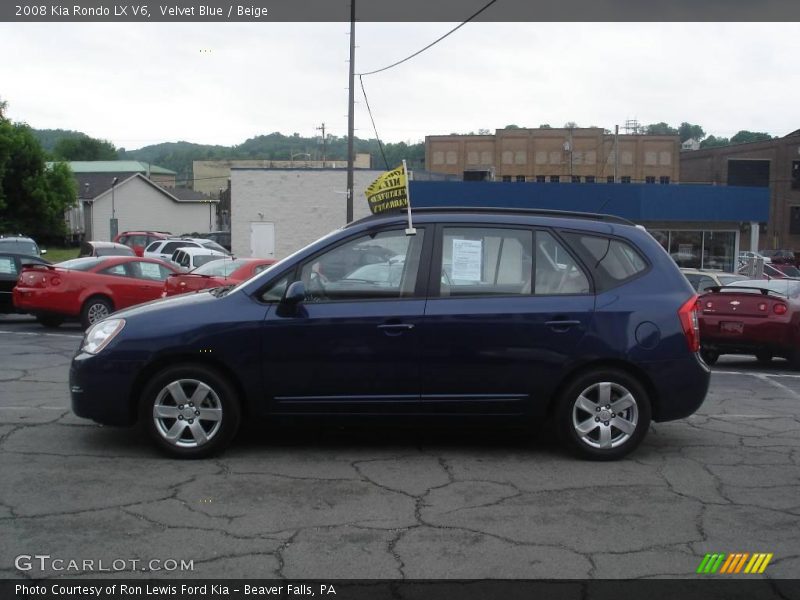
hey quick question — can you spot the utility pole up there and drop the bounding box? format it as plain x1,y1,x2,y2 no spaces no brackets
316,122,327,165
346,0,355,223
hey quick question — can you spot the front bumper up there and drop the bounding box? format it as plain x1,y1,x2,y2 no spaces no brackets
70,351,142,426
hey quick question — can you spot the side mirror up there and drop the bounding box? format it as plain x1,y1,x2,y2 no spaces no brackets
282,281,306,305
276,281,306,317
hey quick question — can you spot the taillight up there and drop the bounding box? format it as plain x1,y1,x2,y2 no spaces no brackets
678,294,700,352
774,303,787,315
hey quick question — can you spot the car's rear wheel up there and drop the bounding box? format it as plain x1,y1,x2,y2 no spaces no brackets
81,296,113,329
140,365,241,458
755,350,773,365
555,368,651,460
700,348,719,366
35,315,64,328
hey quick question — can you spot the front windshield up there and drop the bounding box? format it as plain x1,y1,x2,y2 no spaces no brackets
192,258,245,277
193,255,226,268
225,227,344,297
58,257,105,271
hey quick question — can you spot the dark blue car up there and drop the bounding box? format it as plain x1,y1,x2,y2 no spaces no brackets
70,208,710,460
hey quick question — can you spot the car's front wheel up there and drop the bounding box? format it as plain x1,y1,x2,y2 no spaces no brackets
555,368,652,460
140,365,241,458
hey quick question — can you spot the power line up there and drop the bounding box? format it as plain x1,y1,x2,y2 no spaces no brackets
359,75,389,170
357,0,498,77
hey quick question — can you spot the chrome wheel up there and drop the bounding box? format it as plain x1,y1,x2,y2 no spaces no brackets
571,381,639,450
152,379,223,449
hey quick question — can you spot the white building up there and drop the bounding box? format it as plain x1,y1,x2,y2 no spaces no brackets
86,173,217,241
230,168,383,259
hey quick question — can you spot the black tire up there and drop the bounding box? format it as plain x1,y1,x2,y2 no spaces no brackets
700,348,719,366
554,368,652,461
80,296,113,329
139,364,241,458
755,350,773,365
36,315,64,329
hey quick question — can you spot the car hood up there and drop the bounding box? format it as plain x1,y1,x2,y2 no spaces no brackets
111,287,221,321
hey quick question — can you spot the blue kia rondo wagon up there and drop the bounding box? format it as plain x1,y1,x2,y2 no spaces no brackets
70,208,710,460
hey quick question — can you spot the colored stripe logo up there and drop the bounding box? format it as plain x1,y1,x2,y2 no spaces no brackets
697,553,773,574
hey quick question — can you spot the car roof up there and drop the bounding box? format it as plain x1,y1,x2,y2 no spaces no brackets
347,207,635,229
0,234,36,241
173,247,227,256
86,241,130,248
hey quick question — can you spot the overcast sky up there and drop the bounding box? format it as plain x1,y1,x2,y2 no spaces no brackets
1,21,798,150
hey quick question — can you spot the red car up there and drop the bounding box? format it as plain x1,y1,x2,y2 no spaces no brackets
698,279,800,366
114,231,172,257
162,257,276,297
13,256,178,328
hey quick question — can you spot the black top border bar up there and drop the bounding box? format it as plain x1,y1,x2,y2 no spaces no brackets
3,0,799,22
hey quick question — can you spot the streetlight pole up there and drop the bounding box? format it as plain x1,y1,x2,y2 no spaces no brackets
346,0,355,223
109,177,119,240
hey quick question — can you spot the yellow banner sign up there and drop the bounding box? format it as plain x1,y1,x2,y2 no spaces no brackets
365,164,408,214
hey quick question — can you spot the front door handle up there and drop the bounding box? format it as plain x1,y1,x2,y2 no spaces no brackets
378,323,415,336
545,319,581,331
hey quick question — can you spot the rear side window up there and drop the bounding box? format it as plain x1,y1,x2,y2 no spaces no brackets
440,227,533,297
0,256,18,276
561,232,648,292
144,241,162,252
163,241,195,254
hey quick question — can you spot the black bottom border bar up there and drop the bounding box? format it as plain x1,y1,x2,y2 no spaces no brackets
4,579,800,600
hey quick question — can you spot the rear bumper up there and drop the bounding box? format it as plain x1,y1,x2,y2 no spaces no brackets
13,287,77,317
643,353,710,422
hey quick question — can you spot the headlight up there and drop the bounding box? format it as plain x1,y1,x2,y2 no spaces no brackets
82,319,125,354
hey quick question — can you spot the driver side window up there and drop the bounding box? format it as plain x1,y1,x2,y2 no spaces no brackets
299,229,425,302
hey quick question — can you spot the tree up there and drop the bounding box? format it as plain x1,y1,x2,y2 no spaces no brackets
564,121,578,129
699,135,730,149
730,130,773,145
645,122,679,136
539,124,552,129
53,134,118,161
504,124,521,129
0,113,76,240
678,122,705,143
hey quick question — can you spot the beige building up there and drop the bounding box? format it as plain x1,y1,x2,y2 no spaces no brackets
230,168,381,259
680,130,800,249
193,154,372,197
426,127,680,184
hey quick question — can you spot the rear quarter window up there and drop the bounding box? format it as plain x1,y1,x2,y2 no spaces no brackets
561,232,648,292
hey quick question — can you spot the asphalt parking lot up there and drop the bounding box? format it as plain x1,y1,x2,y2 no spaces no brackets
0,314,799,580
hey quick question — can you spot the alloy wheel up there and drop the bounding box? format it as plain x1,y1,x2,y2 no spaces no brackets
571,381,639,450
152,379,223,448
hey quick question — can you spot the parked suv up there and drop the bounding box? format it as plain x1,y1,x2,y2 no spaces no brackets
114,231,172,256
0,235,45,257
70,208,709,460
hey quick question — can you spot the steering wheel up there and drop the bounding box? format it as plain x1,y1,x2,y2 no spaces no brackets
308,271,329,298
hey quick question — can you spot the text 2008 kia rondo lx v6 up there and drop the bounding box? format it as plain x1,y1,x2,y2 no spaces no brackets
70,208,710,460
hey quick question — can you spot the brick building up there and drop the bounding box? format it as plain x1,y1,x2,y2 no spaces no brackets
425,127,680,184
680,130,800,249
